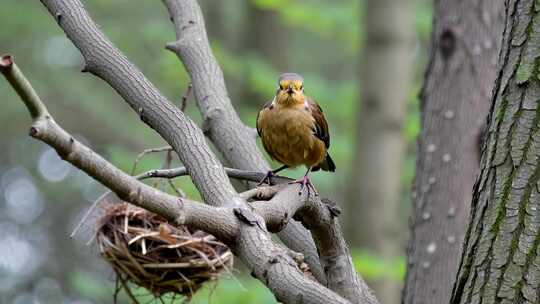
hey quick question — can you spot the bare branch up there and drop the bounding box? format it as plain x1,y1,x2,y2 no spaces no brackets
136,167,188,180
251,186,307,233
0,56,237,242
136,166,291,185
297,200,377,303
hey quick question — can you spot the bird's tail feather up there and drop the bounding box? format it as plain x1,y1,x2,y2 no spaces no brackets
315,153,336,172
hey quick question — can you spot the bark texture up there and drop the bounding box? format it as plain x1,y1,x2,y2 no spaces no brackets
346,0,413,302
404,1,504,303
452,0,540,303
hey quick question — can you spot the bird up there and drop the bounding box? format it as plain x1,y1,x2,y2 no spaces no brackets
256,72,335,195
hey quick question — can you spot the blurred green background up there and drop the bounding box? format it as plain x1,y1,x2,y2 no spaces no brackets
0,0,431,303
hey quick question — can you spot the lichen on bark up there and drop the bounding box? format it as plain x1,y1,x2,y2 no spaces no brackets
452,1,540,303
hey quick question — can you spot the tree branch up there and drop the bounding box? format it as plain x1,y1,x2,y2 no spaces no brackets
297,201,377,303
180,82,192,111
136,162,373,301
136,166,291,185
0,55,237,242
254,187,378,303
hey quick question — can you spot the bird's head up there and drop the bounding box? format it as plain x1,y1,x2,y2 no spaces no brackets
274,73,305,106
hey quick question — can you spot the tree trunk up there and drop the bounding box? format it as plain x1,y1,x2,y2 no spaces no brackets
451,0,540,303
235,3,289,107
403,1,504,304
345,0,413,303
244,4,288,72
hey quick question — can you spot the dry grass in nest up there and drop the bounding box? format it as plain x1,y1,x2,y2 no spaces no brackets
95,202,233,300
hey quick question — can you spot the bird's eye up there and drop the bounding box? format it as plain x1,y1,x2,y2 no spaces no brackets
300,85,304,90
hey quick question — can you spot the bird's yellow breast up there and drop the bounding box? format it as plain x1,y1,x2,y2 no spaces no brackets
258,104,326,168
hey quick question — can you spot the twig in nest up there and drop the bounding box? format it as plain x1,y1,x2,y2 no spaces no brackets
113,275,120,304
180,82,193,112
114,269,141,304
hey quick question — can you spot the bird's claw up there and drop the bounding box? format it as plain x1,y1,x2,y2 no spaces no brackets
289,175,318,197
257,171,275,186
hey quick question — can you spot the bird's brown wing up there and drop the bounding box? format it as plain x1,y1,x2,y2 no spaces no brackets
307,97,330,148
256,100,277,161
256,100,273,137
308,97,336,172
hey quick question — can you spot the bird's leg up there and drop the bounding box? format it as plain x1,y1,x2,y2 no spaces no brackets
258,165,288,186
289,167,318,197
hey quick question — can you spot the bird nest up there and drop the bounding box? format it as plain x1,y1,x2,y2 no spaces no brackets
95,202,233,298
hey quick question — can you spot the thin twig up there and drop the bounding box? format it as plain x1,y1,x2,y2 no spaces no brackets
152,148,173,190
168,179,186,198
135,167,188,180
113,275,120,304
180,82,192,111
136,166,291,185
70,190,112,238
114,270,141,304
130,146,173,175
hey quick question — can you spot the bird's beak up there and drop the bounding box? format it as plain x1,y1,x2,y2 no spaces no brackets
286,86,294,95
